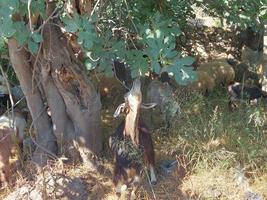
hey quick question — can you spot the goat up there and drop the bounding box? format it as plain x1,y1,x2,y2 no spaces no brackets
146,74,180,128
0,125,12,187
187,70,215,95
0,85,27,115
198,60,235,86
227,82,267,111
109,78,157,197
0,111,27,151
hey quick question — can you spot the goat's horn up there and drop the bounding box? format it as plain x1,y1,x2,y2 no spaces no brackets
113,103,126,118
141,103,157,109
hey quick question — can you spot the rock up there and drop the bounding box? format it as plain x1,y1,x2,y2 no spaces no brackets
244,191,263,200
4,172,89,200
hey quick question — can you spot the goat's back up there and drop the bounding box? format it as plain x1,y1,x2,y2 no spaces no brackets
0,112,26,142
146,80,172,106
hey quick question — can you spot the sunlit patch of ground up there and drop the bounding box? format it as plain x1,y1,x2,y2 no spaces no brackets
181,167,253,200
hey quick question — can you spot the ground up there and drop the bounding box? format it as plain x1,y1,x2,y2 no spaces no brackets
1,22,267,200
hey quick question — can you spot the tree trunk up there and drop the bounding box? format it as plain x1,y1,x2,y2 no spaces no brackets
41,63,78,160
8,38,58,166
38,1,102,167
41,24,102,165
7,0,102,168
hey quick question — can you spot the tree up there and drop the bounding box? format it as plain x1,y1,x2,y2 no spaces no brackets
2,0,240,167
2,0,102,167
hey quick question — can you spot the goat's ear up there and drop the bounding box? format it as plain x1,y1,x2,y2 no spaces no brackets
141,103,157,109
113,103,126,118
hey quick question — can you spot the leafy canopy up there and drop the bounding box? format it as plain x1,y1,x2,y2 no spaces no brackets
0,0,267,84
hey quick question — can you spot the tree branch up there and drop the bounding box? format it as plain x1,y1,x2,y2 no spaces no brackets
28,0,33,33
0,64,14,128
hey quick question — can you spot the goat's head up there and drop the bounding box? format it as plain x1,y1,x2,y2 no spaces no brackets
114,78,156,145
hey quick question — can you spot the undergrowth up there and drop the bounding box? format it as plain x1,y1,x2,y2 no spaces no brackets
157,87,267,175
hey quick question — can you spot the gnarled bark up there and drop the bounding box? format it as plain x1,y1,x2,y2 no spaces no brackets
41,63,79,161
8,38,58,166
38,1,102,166
7,0,102,168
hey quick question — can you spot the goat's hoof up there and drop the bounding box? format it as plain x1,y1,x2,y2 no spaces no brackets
115,193,121,200
130,192,136,200
151,180,157,185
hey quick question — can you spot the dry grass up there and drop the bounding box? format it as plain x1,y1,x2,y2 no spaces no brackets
0,83,266,200
251,174,267,199
182,167,248,200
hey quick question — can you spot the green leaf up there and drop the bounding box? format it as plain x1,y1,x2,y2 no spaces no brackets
1,19,16,38
155,29,161,39
0,0,19,12
62,13,81,33
145,28,153,38
84,39,93,49
112,41,126,58
152,60,161,74
31,0,46,19
99,59,113,76
84,59,96,70
90,13,98,23
65,21,79,33
0,37,5,48
28,40,39,54
165,50,179,59
125,50,148,78
78,31,93,49
175,56,195,66
169,26,181,36
146,38,160,59
32,33,43,43
13,21,30,46
81,15,95,31
131,68,139,78
0,8,11,19
19,0,28,3
163,61,197,85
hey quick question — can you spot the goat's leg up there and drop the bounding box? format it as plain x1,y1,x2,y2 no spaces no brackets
113,166,129,198
116,183,128,195
130,175,140,200
142,132,157,185
144,148,157,184
0,167,10,187
149,165,157,184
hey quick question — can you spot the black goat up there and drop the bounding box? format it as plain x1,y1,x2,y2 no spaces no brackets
109,78,157,197
228,82,267,111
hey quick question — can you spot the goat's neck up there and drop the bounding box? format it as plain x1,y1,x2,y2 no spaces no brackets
124,109,140,145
